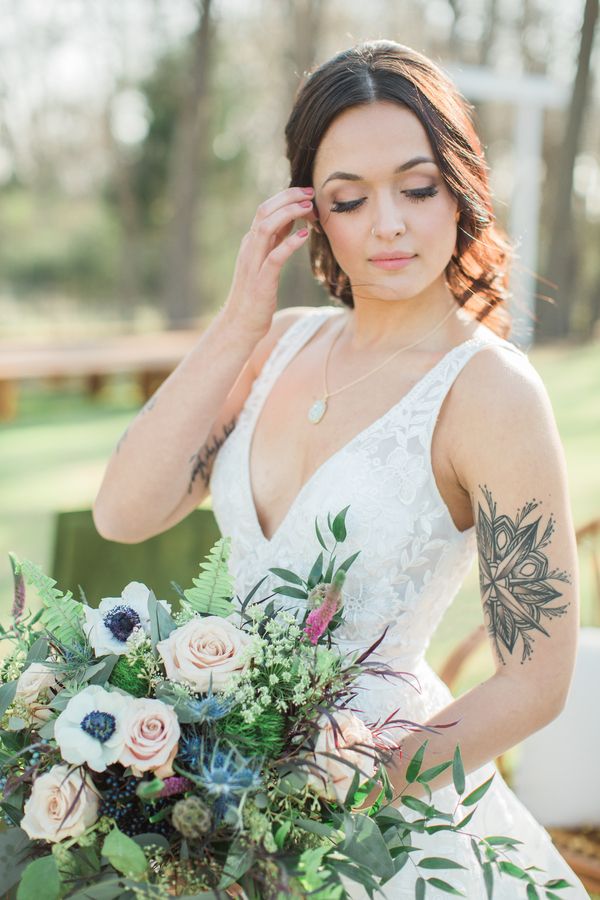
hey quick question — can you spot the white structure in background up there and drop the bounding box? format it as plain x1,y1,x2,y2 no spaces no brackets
445,65,569,351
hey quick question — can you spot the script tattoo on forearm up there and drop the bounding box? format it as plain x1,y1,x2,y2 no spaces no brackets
115,394,159,454
476,484,571,665
188,417,237,493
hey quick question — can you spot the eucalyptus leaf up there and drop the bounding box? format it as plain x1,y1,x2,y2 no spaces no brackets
315,517,328,551
268,567,305,586
416,875,426,900
294,817,336,838
497,860,531,881
102,826,148,878
406,740,428,782
131,832,170,851
24,636,49,665
307,553,324,590
341,812,395,880
452,745,465,795
37,717,56,740
330,505,350,542
417,760,453,784
148,591,167,650
482,861,494,899
17,854,60,900
271,585,308,600
461,773,495,807
0,680,17,717
0,827,33,893
216,836,254,889
417,857,467,870
323,554,337,583
336,550,361,575
85,657,117,684
425,876,465,896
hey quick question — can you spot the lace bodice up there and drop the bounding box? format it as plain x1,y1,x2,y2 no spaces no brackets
209,308,592,900
210,305,526,676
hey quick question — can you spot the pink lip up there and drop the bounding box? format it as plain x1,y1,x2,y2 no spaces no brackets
369,256,416,270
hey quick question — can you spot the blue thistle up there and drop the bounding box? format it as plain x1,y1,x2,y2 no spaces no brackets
196,738,262,799
189,692,235,724
182,736,262,826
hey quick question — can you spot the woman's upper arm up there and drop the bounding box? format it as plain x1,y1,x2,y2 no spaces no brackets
157,306,313,532
452,347,579,715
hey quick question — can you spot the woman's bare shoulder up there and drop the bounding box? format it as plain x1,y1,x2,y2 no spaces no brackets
450,330,554,479
251,305,340,378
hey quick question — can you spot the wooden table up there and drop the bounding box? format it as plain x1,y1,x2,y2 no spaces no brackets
0,330,201,421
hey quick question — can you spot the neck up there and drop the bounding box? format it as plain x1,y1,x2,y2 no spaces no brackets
342,283,468,353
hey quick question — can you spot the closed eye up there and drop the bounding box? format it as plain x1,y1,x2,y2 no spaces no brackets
331,185,439,213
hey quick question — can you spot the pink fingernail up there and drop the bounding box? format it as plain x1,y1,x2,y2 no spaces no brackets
302,187,314,194
297,228,309,237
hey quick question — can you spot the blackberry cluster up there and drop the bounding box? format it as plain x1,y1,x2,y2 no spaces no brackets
97,769,174,838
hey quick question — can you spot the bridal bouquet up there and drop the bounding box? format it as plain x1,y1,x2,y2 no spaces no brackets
0,507,574,899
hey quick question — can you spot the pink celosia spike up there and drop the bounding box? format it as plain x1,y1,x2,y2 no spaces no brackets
303,572,345,644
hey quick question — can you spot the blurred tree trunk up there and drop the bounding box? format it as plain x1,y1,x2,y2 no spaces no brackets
103,107,142,328
535,0,599,342
279,0,326,309
162,0,215,329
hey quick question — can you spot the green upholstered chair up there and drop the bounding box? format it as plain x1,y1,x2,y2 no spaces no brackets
51,506,222,609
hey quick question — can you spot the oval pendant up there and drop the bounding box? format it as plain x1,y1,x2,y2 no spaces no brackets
308,398,327,424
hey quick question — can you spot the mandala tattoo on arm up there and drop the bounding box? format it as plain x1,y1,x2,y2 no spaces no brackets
188,416,237,493
476,484,571,666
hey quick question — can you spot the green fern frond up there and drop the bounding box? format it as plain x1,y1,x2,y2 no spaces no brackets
183,537,236,618
19,559,85,646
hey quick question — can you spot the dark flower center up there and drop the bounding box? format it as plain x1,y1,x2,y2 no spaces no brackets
103,605,141,642
80,710,116,743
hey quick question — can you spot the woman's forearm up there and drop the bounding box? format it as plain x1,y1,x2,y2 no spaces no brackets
93,309,258,543
360,671,561,808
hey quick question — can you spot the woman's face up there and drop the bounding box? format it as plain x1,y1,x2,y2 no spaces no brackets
311,101,459,304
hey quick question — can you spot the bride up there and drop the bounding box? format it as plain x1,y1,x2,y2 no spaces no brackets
94,40,589,898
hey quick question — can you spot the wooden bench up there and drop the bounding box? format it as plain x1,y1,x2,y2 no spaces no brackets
0,330,201,421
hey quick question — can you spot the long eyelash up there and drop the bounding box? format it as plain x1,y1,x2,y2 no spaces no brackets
331,185,439,214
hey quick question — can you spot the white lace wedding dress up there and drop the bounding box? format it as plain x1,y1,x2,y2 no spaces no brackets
209,305,589,898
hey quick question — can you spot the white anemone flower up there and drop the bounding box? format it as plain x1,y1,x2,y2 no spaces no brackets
54,684,127,772
83,581,170,656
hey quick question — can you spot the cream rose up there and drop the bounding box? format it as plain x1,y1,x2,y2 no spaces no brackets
21,764,100,842
156,616,252,692
305,709,378,804
15,661,58,706
15,660,59,726
119,698,180,778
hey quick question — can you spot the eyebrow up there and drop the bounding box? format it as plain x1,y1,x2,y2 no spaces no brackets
320,156,438,189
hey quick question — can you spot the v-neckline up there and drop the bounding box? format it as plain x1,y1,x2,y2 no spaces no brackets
245,309,484,546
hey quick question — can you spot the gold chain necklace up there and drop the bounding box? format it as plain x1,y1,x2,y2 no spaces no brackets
307,303,459,424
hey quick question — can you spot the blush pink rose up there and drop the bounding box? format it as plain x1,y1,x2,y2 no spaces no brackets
118,698,180,778
305,708,378,804
156,616,252,692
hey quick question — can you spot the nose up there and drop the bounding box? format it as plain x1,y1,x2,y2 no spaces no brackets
370,193,407,240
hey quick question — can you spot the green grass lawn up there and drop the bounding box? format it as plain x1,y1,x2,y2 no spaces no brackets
1,339,599,698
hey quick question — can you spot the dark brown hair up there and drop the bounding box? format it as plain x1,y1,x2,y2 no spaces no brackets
284,40,514,338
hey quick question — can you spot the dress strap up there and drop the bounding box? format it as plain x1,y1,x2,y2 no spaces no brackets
242,306,340,425
419,337,529,449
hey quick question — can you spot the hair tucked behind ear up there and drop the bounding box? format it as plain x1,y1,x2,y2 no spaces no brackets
284,39,514,338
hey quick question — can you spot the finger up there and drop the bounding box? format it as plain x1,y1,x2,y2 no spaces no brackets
252,186,314,229
249,199,314,262
258,227,309,289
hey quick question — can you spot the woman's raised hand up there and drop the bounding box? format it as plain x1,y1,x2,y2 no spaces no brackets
222,186,318,341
